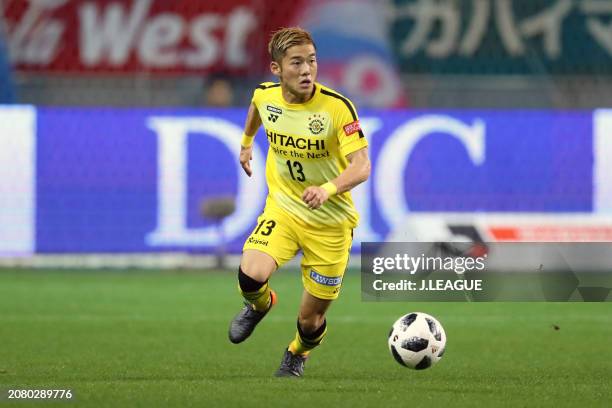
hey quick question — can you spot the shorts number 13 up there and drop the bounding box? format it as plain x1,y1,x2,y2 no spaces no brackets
254,219,277,236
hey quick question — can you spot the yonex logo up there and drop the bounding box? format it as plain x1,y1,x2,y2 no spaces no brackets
266,105,283,115
267,105,282,123
310,270,342,286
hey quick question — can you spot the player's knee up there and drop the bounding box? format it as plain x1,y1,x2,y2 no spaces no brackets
238,266,267,292
240,251,275,282
239,263,271,283
238,264,268,284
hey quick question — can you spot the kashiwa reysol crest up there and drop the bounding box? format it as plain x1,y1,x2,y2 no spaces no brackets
308,114,325,135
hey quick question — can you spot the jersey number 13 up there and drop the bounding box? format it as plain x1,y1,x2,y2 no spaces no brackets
286,160,306,181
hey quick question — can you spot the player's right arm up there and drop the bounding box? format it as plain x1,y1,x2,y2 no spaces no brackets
240,102,262,177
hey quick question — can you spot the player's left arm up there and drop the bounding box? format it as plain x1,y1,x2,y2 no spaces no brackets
301,147,370,209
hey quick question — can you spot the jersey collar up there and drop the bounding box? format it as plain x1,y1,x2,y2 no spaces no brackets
279,83,321,108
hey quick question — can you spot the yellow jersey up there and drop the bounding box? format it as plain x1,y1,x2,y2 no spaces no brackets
251,82,368,228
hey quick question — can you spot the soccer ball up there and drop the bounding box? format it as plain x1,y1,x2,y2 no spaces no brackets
387,312,446,370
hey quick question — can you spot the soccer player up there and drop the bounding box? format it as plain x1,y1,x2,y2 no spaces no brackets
228,27,370,377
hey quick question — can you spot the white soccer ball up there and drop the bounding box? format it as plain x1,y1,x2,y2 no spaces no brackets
387,312,446,370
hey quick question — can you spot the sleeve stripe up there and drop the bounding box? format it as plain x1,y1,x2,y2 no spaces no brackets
320,89,365,138
256,83,281,90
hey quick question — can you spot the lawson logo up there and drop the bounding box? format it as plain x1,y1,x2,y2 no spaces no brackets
310,270,343,286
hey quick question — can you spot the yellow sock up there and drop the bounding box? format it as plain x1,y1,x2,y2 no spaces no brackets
240,282,272,312
288,321,327,355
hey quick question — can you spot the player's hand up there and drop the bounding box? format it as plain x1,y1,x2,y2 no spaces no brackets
239,145,253,177
301,186,329,209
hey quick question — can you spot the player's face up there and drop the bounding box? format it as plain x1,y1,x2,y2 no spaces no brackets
274,43,317,102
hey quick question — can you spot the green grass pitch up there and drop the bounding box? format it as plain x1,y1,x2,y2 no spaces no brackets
1,268,611,407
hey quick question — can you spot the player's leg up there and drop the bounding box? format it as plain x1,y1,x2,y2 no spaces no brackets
229,250,278,344
229,209,298,344
291,291,331,354
238,250,277,311
275,225,352,376
275,291,332,377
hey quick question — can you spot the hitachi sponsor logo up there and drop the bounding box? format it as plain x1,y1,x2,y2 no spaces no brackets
266,130,325,150
309,270,342,286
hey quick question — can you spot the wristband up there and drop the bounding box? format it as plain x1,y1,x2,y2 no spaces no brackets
241,133,255,147
320,182,338,196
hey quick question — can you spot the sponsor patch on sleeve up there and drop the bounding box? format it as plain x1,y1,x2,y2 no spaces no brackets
343,120,361,136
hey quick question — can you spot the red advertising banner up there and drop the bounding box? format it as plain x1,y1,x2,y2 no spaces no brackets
2,0,303,74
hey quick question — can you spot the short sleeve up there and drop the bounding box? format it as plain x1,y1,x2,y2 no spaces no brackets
336,99,368,157
251,82,277,108
251,87,261,108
